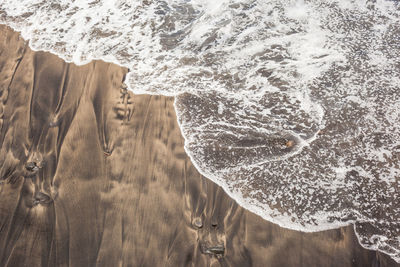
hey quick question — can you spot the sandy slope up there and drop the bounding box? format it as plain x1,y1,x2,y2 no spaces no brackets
0,25,397,267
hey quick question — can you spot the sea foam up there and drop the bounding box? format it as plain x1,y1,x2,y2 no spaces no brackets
1,0,400,261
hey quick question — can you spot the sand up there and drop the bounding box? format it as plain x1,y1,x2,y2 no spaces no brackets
0,25,398,267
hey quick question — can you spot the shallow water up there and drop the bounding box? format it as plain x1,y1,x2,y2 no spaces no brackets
1,0,399,261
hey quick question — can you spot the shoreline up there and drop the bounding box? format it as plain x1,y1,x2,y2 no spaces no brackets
0,24,398,266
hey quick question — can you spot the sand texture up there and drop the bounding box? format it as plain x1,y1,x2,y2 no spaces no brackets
0,25,398,267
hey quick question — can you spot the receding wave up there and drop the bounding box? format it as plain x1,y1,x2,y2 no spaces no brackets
1,0,400,261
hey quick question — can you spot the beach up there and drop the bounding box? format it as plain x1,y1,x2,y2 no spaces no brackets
0,25,398,267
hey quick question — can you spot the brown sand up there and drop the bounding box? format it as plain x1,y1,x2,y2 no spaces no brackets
0,25,398,267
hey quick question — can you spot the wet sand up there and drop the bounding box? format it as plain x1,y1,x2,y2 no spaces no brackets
0,25,398,267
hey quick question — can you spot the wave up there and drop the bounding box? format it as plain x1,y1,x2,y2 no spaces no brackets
1,0,400,262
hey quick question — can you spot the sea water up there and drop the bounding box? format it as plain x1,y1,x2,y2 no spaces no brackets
1,0,399,261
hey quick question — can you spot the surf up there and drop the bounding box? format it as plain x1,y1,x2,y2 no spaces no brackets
1,0,399,262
